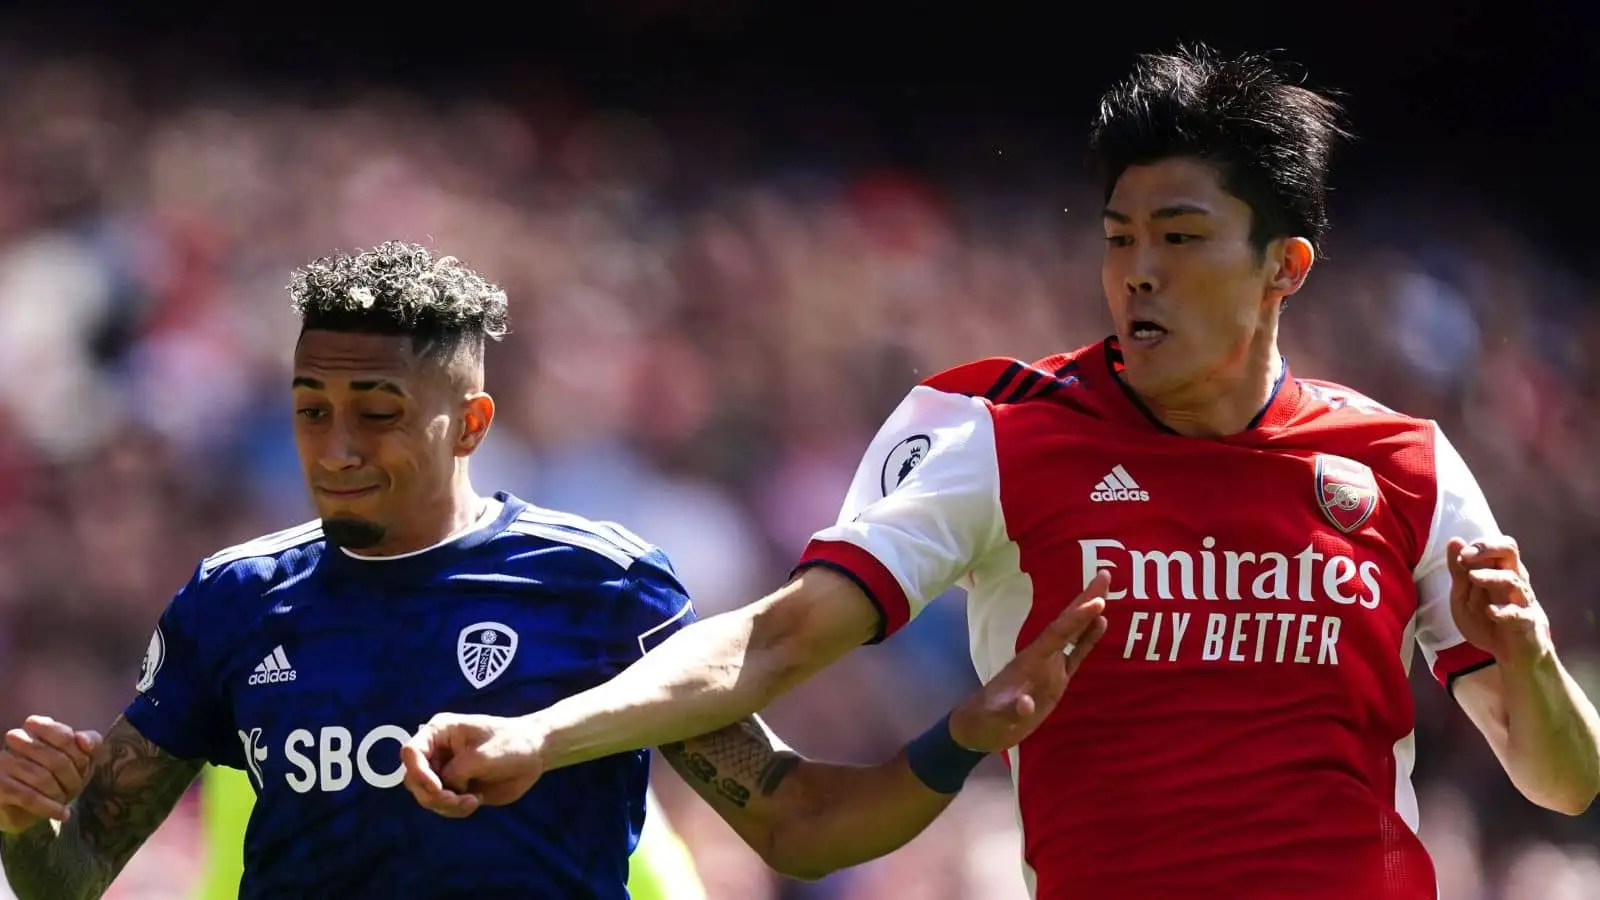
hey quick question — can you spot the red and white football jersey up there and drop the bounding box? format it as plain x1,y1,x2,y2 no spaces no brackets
796,338,1498,900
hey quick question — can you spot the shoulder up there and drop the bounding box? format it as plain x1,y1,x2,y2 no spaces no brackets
898,344,1095,435
500,504,680,584
861,347,1097,482
1289,378,1476,558
1293,377,1445,469
499,504,693,632
1296,378,1428,428
194,519,326,593
1295,375,1452,439
917,343,1092,407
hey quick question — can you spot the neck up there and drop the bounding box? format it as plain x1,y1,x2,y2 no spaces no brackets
1138,329,1283,438
435,485,489,545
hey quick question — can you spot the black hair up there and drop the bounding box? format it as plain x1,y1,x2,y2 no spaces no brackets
1089,45,1350,254
288,240,510,364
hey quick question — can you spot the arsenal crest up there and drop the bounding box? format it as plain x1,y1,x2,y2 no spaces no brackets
1314,455,1379,534
458,622,519,689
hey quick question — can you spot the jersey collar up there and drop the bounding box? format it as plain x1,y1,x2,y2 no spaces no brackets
1099,336,1303,436
318,491,527,583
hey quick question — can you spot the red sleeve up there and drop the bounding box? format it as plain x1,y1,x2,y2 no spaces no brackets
794,539,913,644
1432,641,1495,689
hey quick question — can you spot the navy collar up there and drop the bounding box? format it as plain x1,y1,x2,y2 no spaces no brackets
317,491,527,584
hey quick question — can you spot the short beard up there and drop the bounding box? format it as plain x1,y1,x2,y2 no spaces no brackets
322,517,388,550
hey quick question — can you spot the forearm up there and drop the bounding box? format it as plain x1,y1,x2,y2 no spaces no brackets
1498,651,1600,814
660,717,963,882
1,815,117,900
539,573,876,771
762,752,956,880
537,608,785,770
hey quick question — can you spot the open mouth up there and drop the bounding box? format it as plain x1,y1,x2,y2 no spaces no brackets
1127,318,1169,347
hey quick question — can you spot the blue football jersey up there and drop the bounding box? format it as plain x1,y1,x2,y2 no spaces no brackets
123,492,697,899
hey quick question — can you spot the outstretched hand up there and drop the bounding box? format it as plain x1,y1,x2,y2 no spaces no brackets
948,571,1110,753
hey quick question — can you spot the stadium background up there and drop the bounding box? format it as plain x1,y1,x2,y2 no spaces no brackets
0,2,1596,897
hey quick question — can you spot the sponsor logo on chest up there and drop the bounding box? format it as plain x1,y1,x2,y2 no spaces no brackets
234,620,526,795
1066,458,1400,668
1079,536,1392,668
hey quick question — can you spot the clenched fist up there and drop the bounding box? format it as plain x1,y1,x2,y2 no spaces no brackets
0,716,102,835
1448,535,1550,667
401,713,547,818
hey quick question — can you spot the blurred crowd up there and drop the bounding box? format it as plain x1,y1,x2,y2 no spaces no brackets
0,56,1598,900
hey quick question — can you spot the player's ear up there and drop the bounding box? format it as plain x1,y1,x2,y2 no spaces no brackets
458,393,495,457
1268,236,1315,299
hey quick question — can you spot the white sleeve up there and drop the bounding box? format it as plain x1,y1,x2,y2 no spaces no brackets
795,385,1006,642
1411,424,1500,686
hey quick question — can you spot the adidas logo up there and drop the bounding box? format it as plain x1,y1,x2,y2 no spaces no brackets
1089,465,1150,503
248,645,298,685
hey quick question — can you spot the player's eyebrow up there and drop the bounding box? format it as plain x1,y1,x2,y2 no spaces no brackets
350,379,408,397
1102,204,1212,222
291,376,409,397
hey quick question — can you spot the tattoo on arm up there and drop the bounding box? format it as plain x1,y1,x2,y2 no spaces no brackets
0,717,203,900
660,717,803,810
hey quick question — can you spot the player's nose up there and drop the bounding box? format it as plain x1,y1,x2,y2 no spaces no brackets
1124,268,1159,295
1122,246,1161,295
316,422,364,471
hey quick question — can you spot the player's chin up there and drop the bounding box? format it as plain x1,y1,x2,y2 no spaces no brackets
1118,353,1176,393
1122,338,1199,382
320,515,388,550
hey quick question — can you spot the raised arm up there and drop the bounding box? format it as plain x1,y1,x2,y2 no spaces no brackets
1,716,203,900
